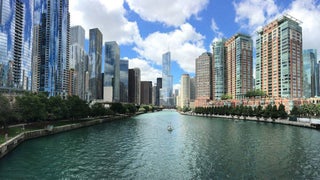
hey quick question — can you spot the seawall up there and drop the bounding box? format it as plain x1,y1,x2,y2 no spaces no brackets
0,115,128,159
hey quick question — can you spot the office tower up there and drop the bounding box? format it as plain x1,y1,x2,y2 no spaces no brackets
32,0,70,97
180,74,190,108
104,41,120,102
119,60,128,103
190,77,196,101
160,52,173,107
225,34,253,99
212,39,226,100
0,0,33,90
89,28,103,100
140,81,152,104
303,49,318,98
256,15,303,98
128,68,140,104
155,77,162,106
195,52,212,100
152,86,157,105
70,25,86,99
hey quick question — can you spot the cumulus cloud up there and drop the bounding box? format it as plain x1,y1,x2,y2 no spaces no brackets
134,23,206,73
69,0,141,44
233,0,279,31
125,57,162,84
285,0,320,52
125,0,209,27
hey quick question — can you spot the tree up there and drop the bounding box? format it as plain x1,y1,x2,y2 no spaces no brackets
47,96,67,120
221,94,232,100
90,103,108,117
290,106,300,117
263,104,272,120
16,93,47,122
124,104,137,114
110,102,126,114
0,94,12,131
254,105,263,120
66,95,90,120
271,105,279,121
278,104,288,119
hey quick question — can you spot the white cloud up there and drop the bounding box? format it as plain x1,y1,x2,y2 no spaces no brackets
125,0,209,27
69,0,141,44
285,0,320,52
134,23,206,73
233,0,279,31
125,57,162,84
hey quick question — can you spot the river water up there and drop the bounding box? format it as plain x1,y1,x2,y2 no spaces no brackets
0,110,320,179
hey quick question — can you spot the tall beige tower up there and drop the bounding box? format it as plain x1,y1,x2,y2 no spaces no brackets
180,74,190,108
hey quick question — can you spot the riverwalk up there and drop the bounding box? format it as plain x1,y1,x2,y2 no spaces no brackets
0,114,131,159
181,112,320,129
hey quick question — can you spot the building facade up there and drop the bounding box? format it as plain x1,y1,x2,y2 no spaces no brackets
128,68,140,104
256,15,303,98
195,52,212,100
212,39,226,100
179,74,190,108
89,28,103,100
155,77,162,106
119,59,128,103
303,49,318,98
140,81,152,105
104,41,120,102
160,52,174,107
69,25,86,99
0,0,34,91
225,34,253,99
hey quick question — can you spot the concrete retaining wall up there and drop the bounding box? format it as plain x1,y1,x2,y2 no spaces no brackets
0,115,127,159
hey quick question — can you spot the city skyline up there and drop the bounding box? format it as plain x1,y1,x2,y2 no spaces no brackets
69,0,320,89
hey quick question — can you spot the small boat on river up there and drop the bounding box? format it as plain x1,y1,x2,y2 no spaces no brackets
167,123,173,131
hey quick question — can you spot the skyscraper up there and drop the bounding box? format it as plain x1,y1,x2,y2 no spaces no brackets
180,74,190,108
70,25,86,99
104,41,120,102
212,39,226,100
190,77,196,101
89,28,103,100
33,0,70,97
225,34,253,99
160,52,173,107
140,81,152,105
256,15,303,98
128,68,140,104
303,49,318,98
0,0,33,90
155,77,162,106
195,52,212,100
120,59,128,103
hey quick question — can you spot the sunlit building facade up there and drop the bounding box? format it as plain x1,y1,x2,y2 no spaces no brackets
160,52,174,107
179,74,190,108
104,41,120,102
195,52,212,100
212,39,226,100
0,0,33,91
256,15,303,98
303,49,318,98
89,28,102,100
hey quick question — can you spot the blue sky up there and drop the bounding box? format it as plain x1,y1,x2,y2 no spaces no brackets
70,0,320,90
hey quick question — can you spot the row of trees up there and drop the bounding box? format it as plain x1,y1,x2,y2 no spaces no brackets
194,104,288,120
0,93,139,128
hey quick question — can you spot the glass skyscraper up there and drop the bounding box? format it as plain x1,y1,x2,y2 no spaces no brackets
303,49,318,98
119,59,128,103
0,0,33,91
70,25,86,99
160,52,173,107
212,39,226,100
89,28,102,100
32,0,70,97
104,41,120,102
128,68,140,104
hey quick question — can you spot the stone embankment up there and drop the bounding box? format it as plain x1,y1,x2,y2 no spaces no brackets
0,115,129,159
181,112,320,129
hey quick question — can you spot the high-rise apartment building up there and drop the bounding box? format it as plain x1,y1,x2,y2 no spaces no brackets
256,15,303,98
155,77,162,106
212,39,226,100
89,28,103,100
32,0,70,97
140,81,152,105
225,34,253,99
104,41,120,102
180,74,190,108
160,52,173,107
120,59,128,103
70,25,86,99
195,52,212,100
190,77,196,101
303,49,318,98
0,0,33,91
128,68,140,104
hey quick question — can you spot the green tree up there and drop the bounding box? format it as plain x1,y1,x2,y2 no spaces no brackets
278,104,288,119
90,103,108,117
124,103,137,114
16,93,47,122
263,104,272,120
290,106,300,117
271,105,279,120
221,94,232,100
66,95,90,120
47,96,67,120
110,102,126,114
0,94,12,130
